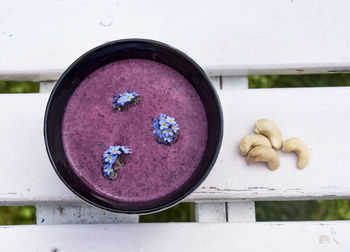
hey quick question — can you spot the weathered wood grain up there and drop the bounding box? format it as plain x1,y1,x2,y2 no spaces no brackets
1,85,350,203
1,0,350,80
1,222,349,251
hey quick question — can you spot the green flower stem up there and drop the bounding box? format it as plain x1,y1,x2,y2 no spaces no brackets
113,157,125,170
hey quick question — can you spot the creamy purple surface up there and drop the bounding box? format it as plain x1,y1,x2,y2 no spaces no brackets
62,59,208,202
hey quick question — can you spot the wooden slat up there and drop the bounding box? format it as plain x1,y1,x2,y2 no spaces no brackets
195,203,226,222
39,82,56,94
1,0,350,81
227,202,256,222
1,86,350,203
194,77,249,223
197,85,350,201
1,221,350,251
36,203,138,224
0,94,75,203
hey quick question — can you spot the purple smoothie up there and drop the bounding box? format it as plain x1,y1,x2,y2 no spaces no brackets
62,59,208,202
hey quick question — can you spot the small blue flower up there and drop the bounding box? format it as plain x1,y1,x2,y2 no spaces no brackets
159,120,169,130
113,91,139,110
165,136,173,143
103,164,114,176
153,118,159,129
171,124,179,133
166,116,176,125
131,91,139,97
125,92,135,102
153,128,161,135
159,114,167,122
152,113,179,145
109,146,121,155
120,146,132,154
164,128,174,137
160,130,167,138
113,95,121,103
117,96,127,106
102,145,131,180
104,154,116,164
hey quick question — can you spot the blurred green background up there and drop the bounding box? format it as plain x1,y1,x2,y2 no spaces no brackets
0,81,39,93
1,74,350,224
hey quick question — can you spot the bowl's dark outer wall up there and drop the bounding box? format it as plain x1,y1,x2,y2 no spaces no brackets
44,39,223,214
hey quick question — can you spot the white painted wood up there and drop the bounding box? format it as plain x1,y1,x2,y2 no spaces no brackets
197,85,350,201
2,87,350,203
1,0,350,80
195,203,226,222
220,77,253,222
36,203,138,224
227,202,256,222
194,77,249,223
39,81,56,94
222,76,249,90
1,221,350,251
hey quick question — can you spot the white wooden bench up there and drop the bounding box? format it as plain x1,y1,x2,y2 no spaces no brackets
2,0,350,250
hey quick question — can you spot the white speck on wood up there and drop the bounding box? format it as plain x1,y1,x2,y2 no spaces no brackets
319,235,331,244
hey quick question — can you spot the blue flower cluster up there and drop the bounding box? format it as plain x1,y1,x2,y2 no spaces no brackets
113,91,139,111
153,113,179,145
103,145,131,180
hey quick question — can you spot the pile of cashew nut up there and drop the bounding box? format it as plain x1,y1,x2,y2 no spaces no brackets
239,119,310,170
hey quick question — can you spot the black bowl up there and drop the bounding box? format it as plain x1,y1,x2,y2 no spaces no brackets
44,39,223,214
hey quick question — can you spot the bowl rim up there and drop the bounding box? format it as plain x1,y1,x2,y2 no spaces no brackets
44,38,224,214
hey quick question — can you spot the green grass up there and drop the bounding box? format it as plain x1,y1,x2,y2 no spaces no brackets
256,200,350,221
140,203,195,222
0,81,39,93
249,73,350,88
2,74,350,224
0,206,36,225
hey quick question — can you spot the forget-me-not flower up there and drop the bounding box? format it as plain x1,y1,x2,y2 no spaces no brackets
109,146,122,155
104,154,116,164
166,116,176,125
102,145,132,180
172,124,179,133
113,91,140,111
103,164,114,176
159,120,169,130
152,113,179,145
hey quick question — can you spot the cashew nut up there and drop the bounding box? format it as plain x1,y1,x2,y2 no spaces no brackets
254,119,283,149
246,146,280,170
282,138,310,169
239,134,272,155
